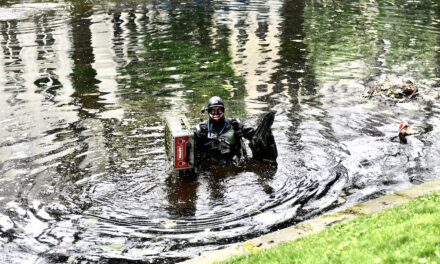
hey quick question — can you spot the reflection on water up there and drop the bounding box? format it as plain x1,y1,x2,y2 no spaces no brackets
1,0,440,263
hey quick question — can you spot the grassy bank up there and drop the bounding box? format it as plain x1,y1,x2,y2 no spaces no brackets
219,192,440,264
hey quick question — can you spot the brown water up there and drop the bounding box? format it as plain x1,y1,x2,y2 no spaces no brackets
1,0,440,263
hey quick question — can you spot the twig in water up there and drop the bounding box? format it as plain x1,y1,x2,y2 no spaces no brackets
409,176,424,183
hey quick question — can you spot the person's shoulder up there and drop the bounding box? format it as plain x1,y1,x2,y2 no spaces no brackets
224,117,236,129
227,117,242,124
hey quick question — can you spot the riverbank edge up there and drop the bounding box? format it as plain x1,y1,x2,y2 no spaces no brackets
180,177,440,264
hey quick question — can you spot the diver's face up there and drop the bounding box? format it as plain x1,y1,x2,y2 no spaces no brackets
209,106,224,121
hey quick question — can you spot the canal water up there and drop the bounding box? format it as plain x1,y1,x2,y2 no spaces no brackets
1,0,440,263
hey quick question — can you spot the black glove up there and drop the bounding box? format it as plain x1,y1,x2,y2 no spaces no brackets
231,119,240,131
230,119,242,138
197,123,208,137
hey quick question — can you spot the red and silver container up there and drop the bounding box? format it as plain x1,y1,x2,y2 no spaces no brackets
164,115,195,171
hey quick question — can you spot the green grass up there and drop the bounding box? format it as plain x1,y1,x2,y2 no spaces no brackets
219,192,440,264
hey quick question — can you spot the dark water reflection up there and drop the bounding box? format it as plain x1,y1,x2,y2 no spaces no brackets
1,0,440,263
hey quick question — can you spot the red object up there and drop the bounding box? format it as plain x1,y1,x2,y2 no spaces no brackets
398,120,409,144
399,121,408,132
165,115,194,171
174,136,188,169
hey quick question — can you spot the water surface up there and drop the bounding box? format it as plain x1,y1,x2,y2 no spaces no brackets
1,0,440,263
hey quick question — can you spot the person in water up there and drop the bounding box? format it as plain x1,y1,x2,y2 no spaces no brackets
194,96,255,163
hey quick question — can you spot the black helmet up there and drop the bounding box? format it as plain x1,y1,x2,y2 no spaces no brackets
207,96,225,112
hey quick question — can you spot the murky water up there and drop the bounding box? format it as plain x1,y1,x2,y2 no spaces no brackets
1,0,440,263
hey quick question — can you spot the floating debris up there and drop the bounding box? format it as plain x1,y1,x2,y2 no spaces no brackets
364,76,435,103
99,244,124,251
162,220,177,229
409,176,425,183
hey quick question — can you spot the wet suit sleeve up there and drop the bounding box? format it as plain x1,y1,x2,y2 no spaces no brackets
242,125,255,140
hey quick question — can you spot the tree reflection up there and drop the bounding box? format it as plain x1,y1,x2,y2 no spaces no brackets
122,1,247,119
272,0,317,145
70,0,102,118
54,0,107,185
275,0,316,96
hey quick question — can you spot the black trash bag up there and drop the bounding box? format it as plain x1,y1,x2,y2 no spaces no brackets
249,112,278,161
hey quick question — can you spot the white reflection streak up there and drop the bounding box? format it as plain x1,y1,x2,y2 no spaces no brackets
0,28,8,129
120,12,130,65
265,0,283,93
135,8,143,47
0,25,12,163
242,11,265,112
246,2,281,112
52,22,77,123
91,13,123,120
216,1,282,114
17,21,43,143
